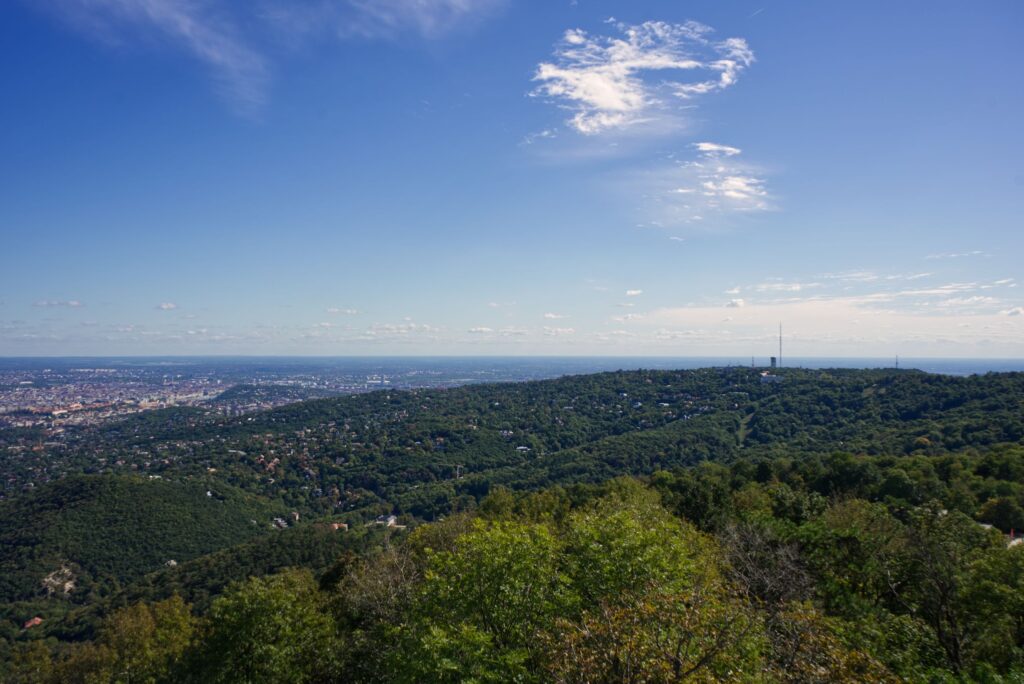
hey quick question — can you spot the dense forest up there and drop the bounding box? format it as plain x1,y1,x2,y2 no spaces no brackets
1,367,1023,681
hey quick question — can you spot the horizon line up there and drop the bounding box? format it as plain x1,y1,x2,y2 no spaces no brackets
1,354,1021,361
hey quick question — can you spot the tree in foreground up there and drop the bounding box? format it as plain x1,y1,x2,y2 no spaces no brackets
190,569,340,684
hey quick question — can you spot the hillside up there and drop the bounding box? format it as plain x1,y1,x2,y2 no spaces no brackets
0,475,286,608
2,367,1024,681
10,368,1023,522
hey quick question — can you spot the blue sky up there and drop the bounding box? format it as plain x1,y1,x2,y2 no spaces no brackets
1,0,1022,357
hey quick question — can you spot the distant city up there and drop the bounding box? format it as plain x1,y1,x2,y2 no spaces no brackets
3,356,1024,432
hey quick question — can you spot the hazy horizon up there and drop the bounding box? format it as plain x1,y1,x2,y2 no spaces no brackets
1,354,1021,361
4,355,1024,379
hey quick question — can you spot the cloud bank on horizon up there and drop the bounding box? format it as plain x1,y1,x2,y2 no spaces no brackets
8,272,1021,356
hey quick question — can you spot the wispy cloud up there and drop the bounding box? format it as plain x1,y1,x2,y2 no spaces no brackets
936,296,999,310
156,302,178,310
625,289,643,297
327,307,359,315
353,321,442,341
593,329,636,342
700,175,767,204
543,312,567,319
688,142,768,209
925,250,991,260
34,299,84,308
532,20,753,135
520,128,558,146
631,142,771,227
543,326,575,336
702,275,1018,319
42,0,268,112
262,0,505,41
820,270,882,283
754,281,819,293
34,0,501,112
694,141,740,156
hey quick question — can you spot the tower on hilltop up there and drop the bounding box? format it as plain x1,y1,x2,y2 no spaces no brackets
778,323,783,368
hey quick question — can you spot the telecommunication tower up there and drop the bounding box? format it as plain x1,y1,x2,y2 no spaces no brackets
778,323,783,368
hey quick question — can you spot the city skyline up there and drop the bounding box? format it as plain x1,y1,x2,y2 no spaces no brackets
2,1,1022,357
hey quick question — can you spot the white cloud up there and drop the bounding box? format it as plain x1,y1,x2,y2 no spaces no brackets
359,321,442,340
34,299,84,308
1002,307,1024,316
936,296,999,308
821,270,881,283
468,326,494,333
532,20,753,134
925,250,990,260
701,175,767,203
593,329,636,341
754,282,819,293
625,289,643,297
157,302,178,310
630,144,771,227
724,287,741,295
899,283,980,297
652,328,716,341
543,312,566,319
694,141,741,156
327,307,359,315
726,298,745,308
520,128,558,146
543,326,576,336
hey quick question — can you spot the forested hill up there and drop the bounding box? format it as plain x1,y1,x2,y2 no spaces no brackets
0,475,287,602
6,367,1022,518
2,367,1024,681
